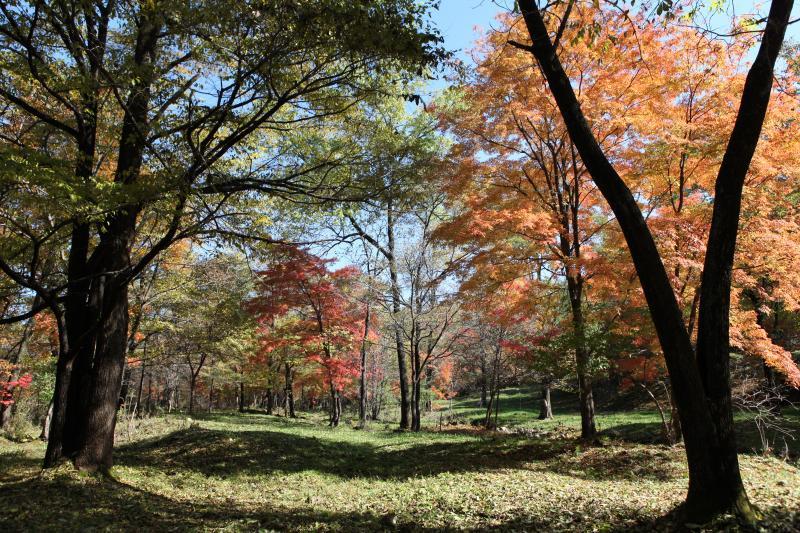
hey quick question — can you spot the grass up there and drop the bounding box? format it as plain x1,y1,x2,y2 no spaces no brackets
0,389,798,532
436,386,800,454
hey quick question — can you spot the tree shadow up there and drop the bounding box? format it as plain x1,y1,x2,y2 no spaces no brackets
116,425,568,481
0,471,408,532
545,444,684,482
601,418,800,458
118,421,686,484
0,450,42,483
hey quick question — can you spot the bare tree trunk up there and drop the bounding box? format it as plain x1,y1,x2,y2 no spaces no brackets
145,373,152,416
411,340,422,431
538,381,553,420
39,401,53,441
567,273,595,440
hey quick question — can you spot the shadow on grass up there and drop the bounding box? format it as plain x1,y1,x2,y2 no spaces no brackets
116,424,570,481
546,444,684,482
0,470,404,532
117,420,686,484
601,417,800,457
0,450,42,483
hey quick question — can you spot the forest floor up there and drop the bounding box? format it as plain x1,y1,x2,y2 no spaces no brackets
1,392,799,532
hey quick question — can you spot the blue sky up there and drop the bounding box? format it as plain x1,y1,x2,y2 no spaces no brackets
429,0,800,65
431,0,513,60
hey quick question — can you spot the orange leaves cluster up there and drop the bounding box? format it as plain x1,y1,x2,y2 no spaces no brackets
438,3,800,384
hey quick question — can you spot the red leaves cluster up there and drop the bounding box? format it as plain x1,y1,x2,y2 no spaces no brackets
0,361,32,406
248,247,365,394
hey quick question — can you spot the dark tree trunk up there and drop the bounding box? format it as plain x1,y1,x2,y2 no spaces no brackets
329,385,340,427
266,388,274,415
238,381,245,413
479,357,488,407
515,0,792,522
484,351,500,429
188,375,197,414
45,221,95,467
68,11,161,472
568,280,596,440
388,204,410,430
484,388,495,429
669,389,683,444
134,363,146,417
145,373,152,415
538,381,553,420
358,305,370,427
410,339,422,432
284,363,295,418
208,378,214,413
74,269,131,471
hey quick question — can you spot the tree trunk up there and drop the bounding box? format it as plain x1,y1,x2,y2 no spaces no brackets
565,241,595,439
188,375,196,414
329,384,340,427
284,363,295,418
359,304,370,427
39,401,53,441
145,373,152,415
387,200,410,430
46,223,96,467
479,360,488,408
118,363,131,411
69,11,161,472
238,381,245,413
134,363,146,417
74,270,131,472
410,340,422,432
266,388,274,415
44,354,74,467
515,0,792,521
44,21,104,464
538,381,553,420
208,378,214,413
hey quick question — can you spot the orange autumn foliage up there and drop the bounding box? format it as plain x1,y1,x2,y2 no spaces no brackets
438,5,800,385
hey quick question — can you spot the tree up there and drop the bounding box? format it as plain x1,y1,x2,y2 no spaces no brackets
436,19,645,437
0,0,445,470
513,0,795,522
333,98,446,429
250,247,364,427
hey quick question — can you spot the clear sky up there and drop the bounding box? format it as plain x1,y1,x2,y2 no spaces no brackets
430,0,512,60
429,0,800,65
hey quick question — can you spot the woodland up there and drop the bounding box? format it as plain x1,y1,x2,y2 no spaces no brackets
1,0,800,531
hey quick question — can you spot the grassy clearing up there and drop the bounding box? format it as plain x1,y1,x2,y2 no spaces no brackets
1,392,799,532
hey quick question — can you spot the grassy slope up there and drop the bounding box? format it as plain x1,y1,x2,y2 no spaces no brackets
435,386,800,455
0,391,798,532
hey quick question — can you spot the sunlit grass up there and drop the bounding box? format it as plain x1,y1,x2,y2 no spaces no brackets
1,390,798,531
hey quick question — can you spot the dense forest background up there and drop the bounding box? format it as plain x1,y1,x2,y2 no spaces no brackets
1,0,800,530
